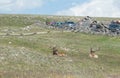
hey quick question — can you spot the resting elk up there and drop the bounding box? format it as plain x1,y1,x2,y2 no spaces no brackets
89,47,100,58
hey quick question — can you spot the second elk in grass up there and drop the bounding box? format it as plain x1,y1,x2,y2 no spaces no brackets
89,47,100,58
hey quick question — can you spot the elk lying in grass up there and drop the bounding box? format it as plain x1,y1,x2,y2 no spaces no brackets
52,47,67,56
89,47,100,58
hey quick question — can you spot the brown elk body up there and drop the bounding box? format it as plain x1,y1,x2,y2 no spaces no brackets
52,47,67,56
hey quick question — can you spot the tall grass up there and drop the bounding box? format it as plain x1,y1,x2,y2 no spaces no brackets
0,31,120,78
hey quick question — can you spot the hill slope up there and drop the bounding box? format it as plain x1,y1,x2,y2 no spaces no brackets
0,15,120,78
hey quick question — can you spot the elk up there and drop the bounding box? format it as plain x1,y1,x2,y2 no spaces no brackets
52,47,67,56
89,47,100,58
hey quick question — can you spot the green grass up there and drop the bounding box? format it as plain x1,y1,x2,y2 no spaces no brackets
0,31,120,78
0,14,120,78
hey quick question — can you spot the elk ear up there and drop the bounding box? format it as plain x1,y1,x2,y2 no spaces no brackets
90,47,93,51
89,48,92,53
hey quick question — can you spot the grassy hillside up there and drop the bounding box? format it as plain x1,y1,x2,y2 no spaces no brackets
0,14,119,26
0,14,120,78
